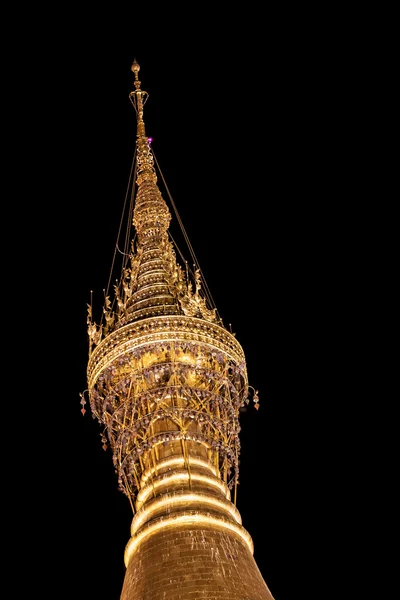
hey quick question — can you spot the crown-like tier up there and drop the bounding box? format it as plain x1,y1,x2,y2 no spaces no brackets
87,315,248,502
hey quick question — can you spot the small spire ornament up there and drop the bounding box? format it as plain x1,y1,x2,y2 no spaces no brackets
79,392,87,416
253,390,260,410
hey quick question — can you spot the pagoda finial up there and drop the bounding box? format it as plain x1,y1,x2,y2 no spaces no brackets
129,58,148,136
128,60,155,184
131,58,141,90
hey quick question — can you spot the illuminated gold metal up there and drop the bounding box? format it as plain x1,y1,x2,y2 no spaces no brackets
131,491,242,535
136,470,231,509
87,315,248,499
87,316,245,387
124,511,254,567
140,455,219,483
85,60,274,600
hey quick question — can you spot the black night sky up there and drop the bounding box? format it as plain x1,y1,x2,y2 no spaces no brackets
23,13,351,600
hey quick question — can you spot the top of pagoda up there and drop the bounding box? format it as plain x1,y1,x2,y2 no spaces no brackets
87,60,223,354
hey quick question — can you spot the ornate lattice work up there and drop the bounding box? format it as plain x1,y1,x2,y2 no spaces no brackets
88,337,248,501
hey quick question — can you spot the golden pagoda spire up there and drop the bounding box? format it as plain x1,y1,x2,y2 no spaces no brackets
129,59,157,183
87,60,218,344
85,61,274,600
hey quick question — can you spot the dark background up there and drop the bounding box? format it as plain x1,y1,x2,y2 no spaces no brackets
17,11,355,600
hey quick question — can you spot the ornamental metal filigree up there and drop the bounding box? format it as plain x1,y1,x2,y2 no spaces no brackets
88,335,248,498
84,59,259,507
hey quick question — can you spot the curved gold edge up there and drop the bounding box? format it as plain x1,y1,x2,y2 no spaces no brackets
88,337,245,388
88,341,244,387
140,455,218,484
136,471,231,508
88,315,245,380
124,512,254,567
131,491,242,535
99,315,242,354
